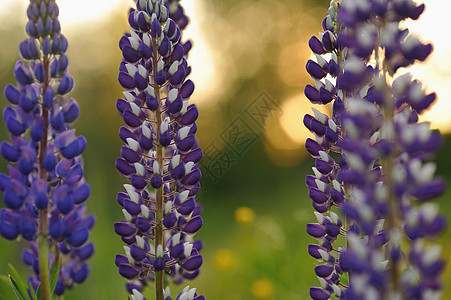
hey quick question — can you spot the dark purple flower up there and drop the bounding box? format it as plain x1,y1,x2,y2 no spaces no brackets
0,0,94,297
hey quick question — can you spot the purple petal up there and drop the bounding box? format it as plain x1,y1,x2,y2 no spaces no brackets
183,215,203,234
309,36,325,54
305,85,321,104
410,179,445,201
68,228,89,247
118,263,139,280
118,72,136,90
182,254,203,271
306,223,325,238
114,222,136,237
314,263,334,278
309,287,330,300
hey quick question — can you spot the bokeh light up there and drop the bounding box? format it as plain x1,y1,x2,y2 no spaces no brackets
250,279,276,299
213,249,236,273
234,206,256,226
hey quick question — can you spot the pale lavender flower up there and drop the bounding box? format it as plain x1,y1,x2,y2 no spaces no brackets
304,0,446,299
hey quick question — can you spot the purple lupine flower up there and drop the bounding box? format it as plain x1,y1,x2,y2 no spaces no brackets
0,0,94,298
304,2,348,299
115,1,204,299
304,0,446,299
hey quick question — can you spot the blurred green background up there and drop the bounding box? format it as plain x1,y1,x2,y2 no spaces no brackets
0,0,450,299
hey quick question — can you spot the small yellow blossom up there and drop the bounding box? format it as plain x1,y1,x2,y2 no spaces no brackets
250,278,275,299
234,206,256,226
213,248,236,273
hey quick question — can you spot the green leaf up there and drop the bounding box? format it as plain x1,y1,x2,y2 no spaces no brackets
8,264,29,299
8,264,29,298
36,285,41,300
27,280,37,300
49,258,61,294
0,275,16,300
8,275,27,300
339,272,349,286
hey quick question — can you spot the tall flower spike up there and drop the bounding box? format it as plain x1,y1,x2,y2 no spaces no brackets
0,1,94,299
115,1,204,299
304,0,446,299
304,2,347,299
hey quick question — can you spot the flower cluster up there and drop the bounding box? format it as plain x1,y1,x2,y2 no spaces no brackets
304,3,347,299
0,0,94,298
114,1,204,299
304,0,446,299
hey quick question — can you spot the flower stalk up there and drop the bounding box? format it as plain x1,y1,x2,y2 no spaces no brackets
304,0,447,299
37,25,51,300
0,0,94,298
115,1,205,299
154,41,164,297
379,52,400,293
38,224,51,300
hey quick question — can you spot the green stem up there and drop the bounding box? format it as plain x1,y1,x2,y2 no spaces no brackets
378,44,400,292
336,47,352,285
152,39,164,300
38,210,51,300
37,52,51,300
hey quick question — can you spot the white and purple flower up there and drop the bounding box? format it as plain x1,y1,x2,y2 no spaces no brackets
114,1,205,299
304,1,446,299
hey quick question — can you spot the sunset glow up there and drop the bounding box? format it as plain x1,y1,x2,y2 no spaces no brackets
0,0,449,146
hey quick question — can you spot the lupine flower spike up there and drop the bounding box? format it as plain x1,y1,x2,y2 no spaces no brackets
0,0,94,299
115,1,205,299
305,0,446,299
